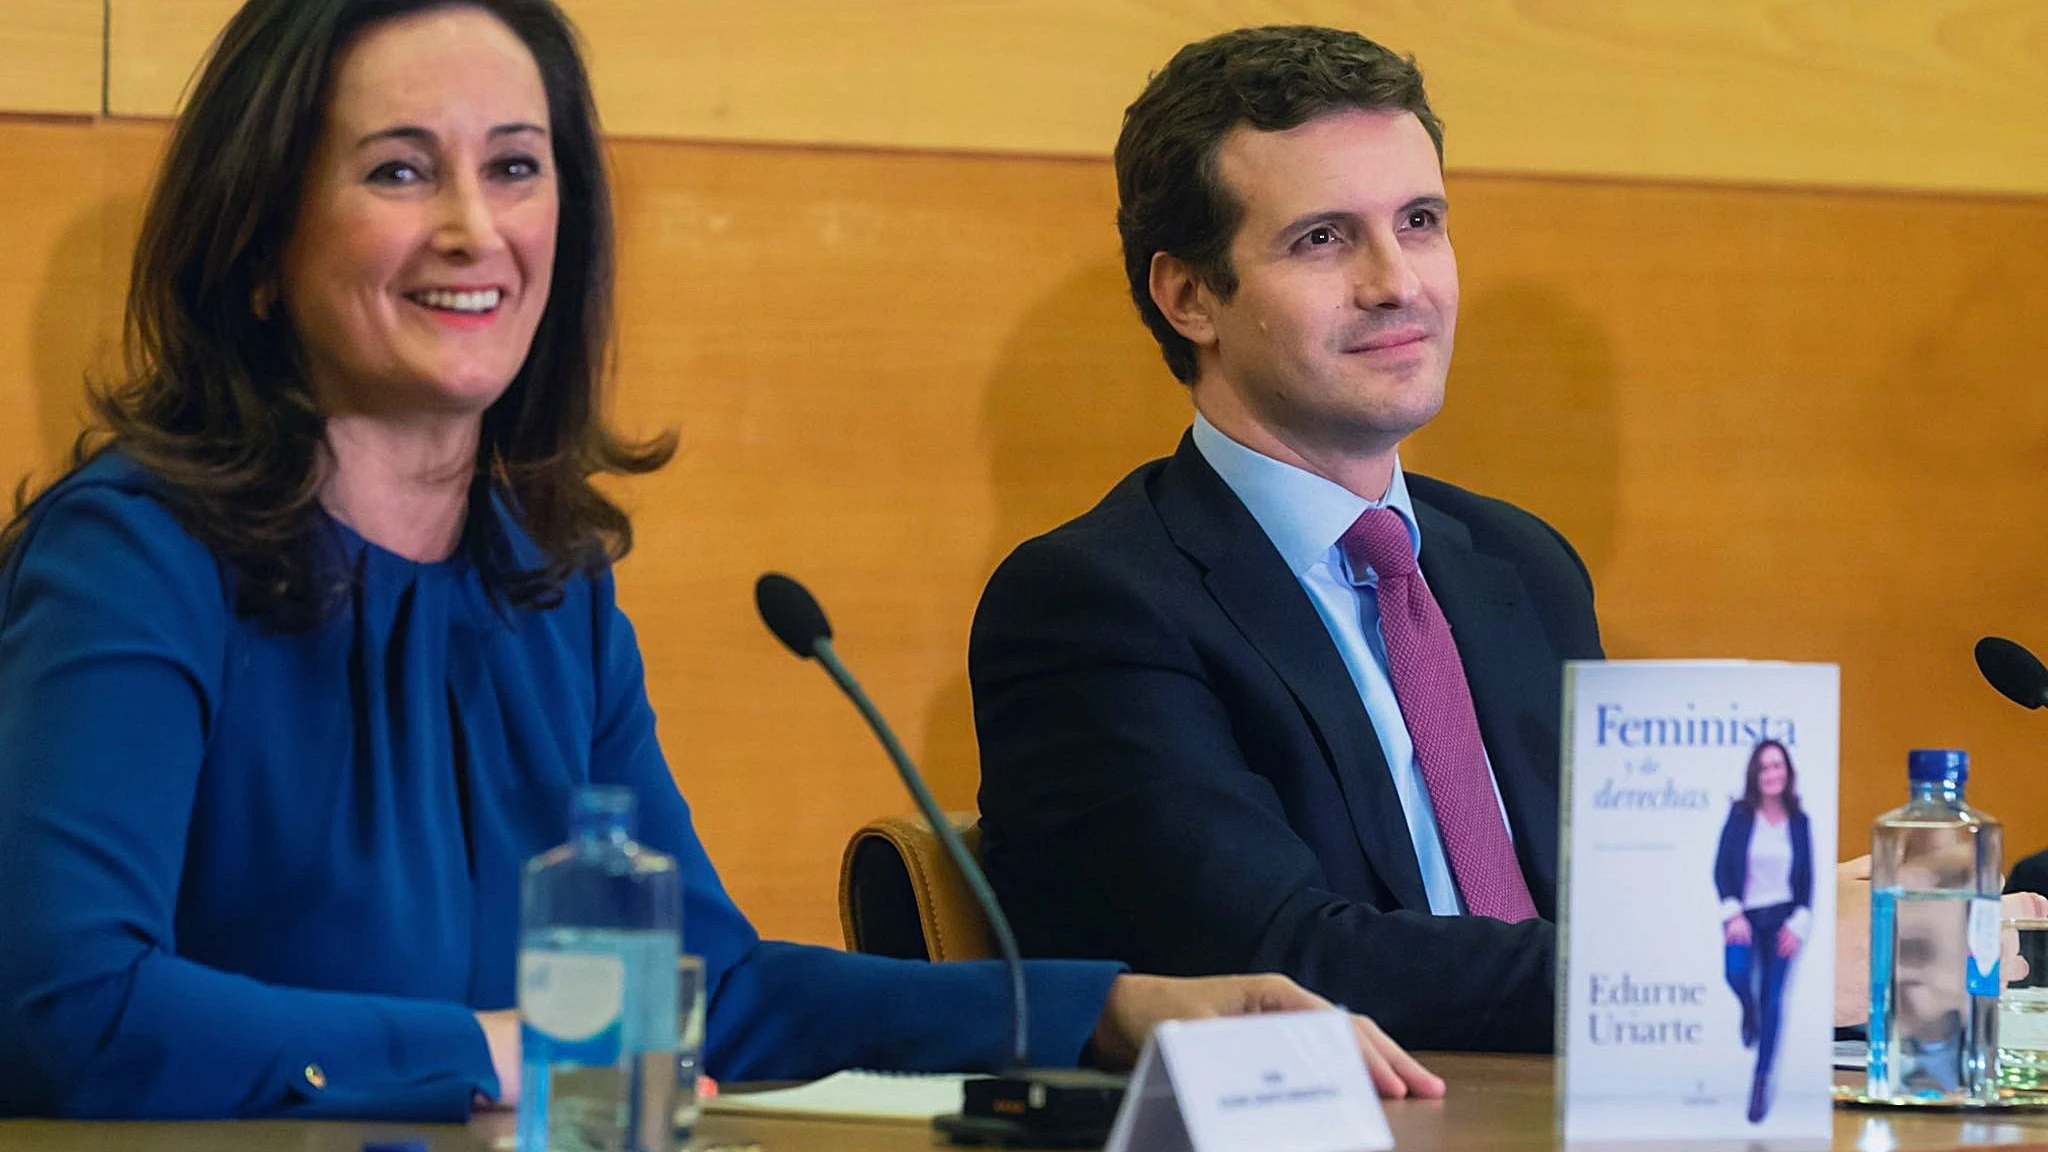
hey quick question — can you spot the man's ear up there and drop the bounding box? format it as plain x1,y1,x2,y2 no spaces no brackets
1149,251,1217,348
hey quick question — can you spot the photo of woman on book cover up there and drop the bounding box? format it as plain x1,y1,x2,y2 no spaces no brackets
1715,739,1814,1123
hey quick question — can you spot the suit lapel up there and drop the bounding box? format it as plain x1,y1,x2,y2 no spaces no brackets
1153,435,1430,912
1413,497,1562,915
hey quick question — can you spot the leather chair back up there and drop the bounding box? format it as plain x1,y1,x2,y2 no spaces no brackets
838,812,994,961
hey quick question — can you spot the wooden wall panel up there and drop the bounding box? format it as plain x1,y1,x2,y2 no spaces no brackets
105,0,220,119
0,121,157,505
5,118,2048,948
0,1,103,115
1403,179,2048,865
107,0,2048,195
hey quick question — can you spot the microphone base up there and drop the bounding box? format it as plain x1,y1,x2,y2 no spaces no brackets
933,1068,1127,1147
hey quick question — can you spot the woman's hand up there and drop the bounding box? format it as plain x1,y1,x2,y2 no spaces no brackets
475,1009,522,1109
1090,973,1445,1100
1724,915,1751,946
1776,925,1802,958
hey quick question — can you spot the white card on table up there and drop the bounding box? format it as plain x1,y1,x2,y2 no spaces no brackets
1104,1009,1391,1152
1558,660,1837,1144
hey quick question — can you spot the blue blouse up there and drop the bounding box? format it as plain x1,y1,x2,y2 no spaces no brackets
0,453,1118,1120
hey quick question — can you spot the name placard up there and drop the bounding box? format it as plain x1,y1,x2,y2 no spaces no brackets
1559,660,1837,1143
1104,1009,1391,1152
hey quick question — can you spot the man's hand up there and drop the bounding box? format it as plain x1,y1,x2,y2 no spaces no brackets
2004,891,2048,989
1724,915,1751,946
1090,973,1446,1100
1836,859,2048,1026
475,1009,521,1109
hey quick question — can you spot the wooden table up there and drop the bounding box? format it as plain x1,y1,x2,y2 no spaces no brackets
5,1056,2048,1150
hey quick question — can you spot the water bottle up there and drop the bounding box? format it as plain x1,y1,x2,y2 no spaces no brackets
1866,749,2003,1103
517,787,681,1152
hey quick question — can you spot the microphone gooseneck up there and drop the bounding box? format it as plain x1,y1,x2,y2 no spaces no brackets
753,573,1033,1071
1975,636,2048,710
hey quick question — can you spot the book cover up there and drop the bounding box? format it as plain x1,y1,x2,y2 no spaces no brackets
1557,660,1838,1142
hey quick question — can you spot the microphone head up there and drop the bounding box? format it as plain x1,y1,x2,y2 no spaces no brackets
1975,636,2048,710
755,572,833,659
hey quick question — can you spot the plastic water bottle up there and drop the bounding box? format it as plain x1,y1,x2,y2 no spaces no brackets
517,787,681,1152
1866,749,2003,1103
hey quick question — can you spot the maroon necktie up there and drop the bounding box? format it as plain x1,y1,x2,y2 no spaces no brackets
1339,507,1538,923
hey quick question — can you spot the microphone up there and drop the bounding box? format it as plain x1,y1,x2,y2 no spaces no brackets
754,573,1123,1145
754,571,1029,1066
1976,637,2048,710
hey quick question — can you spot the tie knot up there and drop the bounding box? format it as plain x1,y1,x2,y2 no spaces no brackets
1340,506,1415,582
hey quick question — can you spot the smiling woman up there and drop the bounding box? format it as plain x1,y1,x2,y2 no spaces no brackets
0,0,664,627
288,7,565,562
1714,740,1814,1124
0,0,1440,1124
288,10,557,436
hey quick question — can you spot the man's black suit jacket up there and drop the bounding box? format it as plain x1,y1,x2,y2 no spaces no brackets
2009,849,2048,897
970,433,1603,1052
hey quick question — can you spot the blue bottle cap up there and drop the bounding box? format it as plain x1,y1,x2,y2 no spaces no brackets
1908,748,1968,783
570,785,637,839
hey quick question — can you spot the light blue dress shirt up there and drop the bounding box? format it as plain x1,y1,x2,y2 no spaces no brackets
1191,414,1509,917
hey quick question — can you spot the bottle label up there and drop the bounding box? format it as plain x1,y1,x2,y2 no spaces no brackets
520,950,626,1065
1968,896,2002,998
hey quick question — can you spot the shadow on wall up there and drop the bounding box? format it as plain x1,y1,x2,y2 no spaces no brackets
1877,239,2048,755
22,195,137,502
918,260,1190,806
1888,246,2048,493
1405,279,1628,651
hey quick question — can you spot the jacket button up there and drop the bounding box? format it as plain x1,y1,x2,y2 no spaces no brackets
304,1063,327,1090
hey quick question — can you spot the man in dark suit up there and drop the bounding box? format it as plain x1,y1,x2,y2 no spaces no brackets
969,25,1601,1052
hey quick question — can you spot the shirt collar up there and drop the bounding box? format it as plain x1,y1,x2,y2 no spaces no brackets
1190,412,1421,583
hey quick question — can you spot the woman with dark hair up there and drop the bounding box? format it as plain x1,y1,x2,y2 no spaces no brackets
1713,738,1813,1123
0,0,1439,1121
